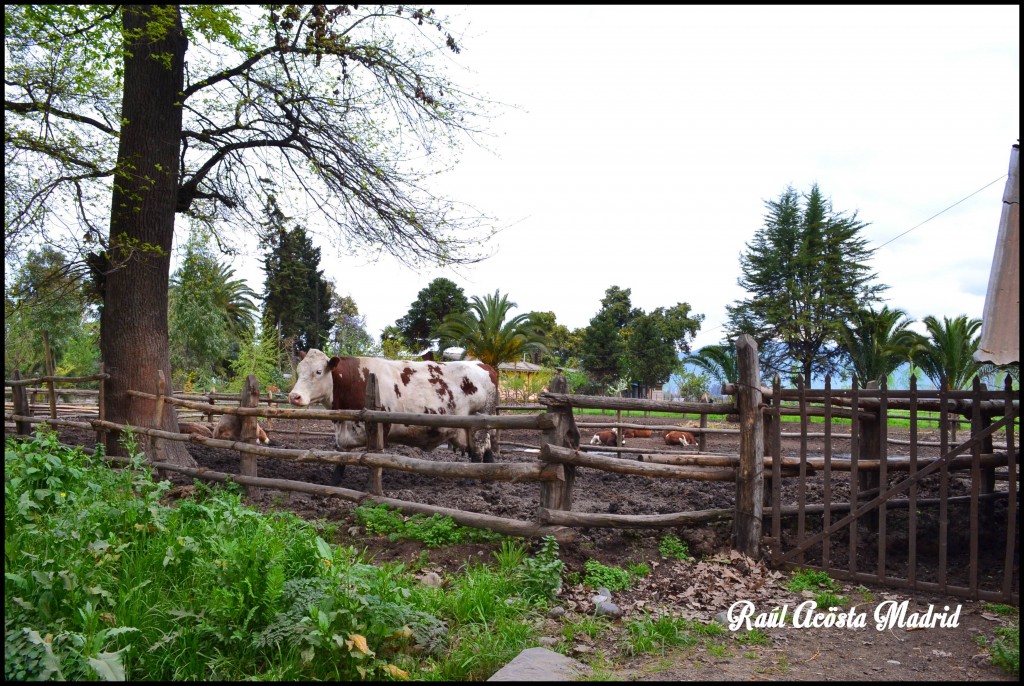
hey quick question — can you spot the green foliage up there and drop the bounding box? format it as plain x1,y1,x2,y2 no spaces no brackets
673,368,711,401
581,286,703,392
581,306,627,384
353,504,502,547
813,591,849,609
982,604,1019,616
787,569,842,593
260,196,333,354
395,277,469,351
658,534,694,561
622,613,710,656
327,311,381,357
4,247,97,379
228,323,289,392
904,314,986,390
735,629,771,645
838,305,916,386
528,311,582,367
582,560,633,592
726,183,885,386
516,536,565,602
169,232,235,379
626,561,652,577
982,626,1019,676
434,290,551,371
684,344,740,386
625,312,680,389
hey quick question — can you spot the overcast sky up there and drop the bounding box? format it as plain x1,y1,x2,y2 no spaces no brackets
215,4,1020,354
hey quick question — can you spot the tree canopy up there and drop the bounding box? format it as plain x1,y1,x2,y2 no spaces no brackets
433,290,550,372
905,315,986,390
726,184,885,387
5,4,499,464
838,305,915,386
261,199,332,354
394,277,469,352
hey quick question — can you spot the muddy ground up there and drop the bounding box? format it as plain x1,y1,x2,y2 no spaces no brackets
49,414,1019,681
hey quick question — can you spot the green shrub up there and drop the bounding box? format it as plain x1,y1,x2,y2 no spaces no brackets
658,534,693,561
517,536,564,602
986,626,1019,676
582,560,632,592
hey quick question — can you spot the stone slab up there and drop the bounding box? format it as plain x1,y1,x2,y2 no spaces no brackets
487,646,592,681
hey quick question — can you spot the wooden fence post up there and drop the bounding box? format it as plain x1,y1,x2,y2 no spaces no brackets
206,391,216,426
239,375,261,498
698,411,708,453
363,373,385,496
540,397,580,511
734,334,763,558
859,380,881,531
12,370,31,436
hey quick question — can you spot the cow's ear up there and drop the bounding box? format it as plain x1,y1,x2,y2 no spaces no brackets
298,350,307,360
327,356,341,370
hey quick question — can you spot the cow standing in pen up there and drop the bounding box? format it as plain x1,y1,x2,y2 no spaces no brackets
287,349,498,484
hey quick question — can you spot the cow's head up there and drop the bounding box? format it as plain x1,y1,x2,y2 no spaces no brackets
288,348,337,408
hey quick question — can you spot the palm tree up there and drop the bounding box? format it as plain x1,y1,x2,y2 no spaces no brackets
210,263,259,338
838,305,915,386
906,315,984,391
433,290,550,374
683,344,739,386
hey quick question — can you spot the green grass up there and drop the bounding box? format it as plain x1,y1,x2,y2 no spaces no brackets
3,428,565,682
787,569,842,593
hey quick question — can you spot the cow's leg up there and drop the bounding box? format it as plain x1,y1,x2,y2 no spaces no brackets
481,429,495,463
330,464,346,486
463,428,482,463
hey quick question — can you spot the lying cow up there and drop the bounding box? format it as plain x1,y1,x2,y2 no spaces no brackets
623,428,653,439
177,421,213,438
664,430,698,446
287,349,498,483
590,430,622,447
213,413,270,445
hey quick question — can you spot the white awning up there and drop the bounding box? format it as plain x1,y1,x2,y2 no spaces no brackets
975,144,1019,366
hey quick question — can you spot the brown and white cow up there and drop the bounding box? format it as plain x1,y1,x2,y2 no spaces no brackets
623,428,653,439
288,349,498,480
213,413,270,445
664,430,698,446
590,430,621,447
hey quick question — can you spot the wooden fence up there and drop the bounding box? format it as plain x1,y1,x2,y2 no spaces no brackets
5,337,1019,602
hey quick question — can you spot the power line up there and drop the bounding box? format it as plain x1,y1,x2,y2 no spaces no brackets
873,174,1007,250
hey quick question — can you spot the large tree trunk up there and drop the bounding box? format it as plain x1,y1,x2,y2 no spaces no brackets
100,6,194,467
